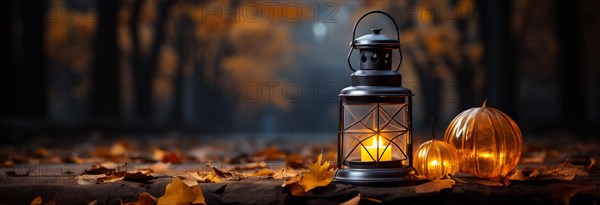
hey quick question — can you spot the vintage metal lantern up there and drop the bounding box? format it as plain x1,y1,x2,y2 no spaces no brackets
333,11,417,185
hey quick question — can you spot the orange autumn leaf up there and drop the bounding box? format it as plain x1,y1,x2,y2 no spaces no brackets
300,153,335,191
121,192,157,205
157,177,205,205
30,196,42,205
253,168,274,177
283,153,335,196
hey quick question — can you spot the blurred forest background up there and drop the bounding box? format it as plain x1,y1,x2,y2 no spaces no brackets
1,0,599,145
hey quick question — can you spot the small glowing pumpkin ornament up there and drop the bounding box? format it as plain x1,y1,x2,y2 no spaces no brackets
414,119,460,180
414,139,460,180
443,100,523,178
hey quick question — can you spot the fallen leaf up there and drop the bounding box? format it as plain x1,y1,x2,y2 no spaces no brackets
110,140,132,158
30,196,42,205
124,171,155,183
415,179,456,193
226,162,268,171
122,192,157,205
153,148,166,162
299,152,335,192
507,169,527,181
177,175,200,187
283,153,335,196
188,171,222,183
286,154,306,169
6,169,32,177
98,171,125,183
149,162,171,173
273,168,300,180
76,174,104,185
157,177,205,205
162,152,184,164
83,164,114,175
207,163,234,178
253,168,274,177
340,194,360,205
253,145,286,161
88,199,98,205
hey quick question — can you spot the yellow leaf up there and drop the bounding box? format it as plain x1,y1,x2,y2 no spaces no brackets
415,179,456,193
299,153,335,192
283,153,335,196
157,178,205,205
30,196,42,205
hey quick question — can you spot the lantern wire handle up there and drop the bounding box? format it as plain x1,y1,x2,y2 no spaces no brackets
347,10,403,72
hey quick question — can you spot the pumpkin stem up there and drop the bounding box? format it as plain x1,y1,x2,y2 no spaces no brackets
482,99,488,108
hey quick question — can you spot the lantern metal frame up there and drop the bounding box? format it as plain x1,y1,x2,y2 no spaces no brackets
333,11,419,186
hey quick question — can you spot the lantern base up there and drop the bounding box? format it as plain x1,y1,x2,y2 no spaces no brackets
333,166,422,186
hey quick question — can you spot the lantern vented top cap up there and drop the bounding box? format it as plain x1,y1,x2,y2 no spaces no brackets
353,28,399,49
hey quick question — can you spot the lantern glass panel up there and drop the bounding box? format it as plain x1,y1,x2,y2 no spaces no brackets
341,96,411,168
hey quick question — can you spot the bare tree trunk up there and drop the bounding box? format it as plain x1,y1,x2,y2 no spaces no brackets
90,0,120,120
479,0,517,117
131,0,177,122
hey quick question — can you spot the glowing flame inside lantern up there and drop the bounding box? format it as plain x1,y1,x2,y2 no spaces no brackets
360,135,392,162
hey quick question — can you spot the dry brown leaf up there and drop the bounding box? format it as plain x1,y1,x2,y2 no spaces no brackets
122,192,157,205
187,171,222,183
507,169,527,181
273,168,300,180
162,152,184,164
98,172,125,183
286,154,306,169
157,177,205,205
83,164,114,175
124,171,155,183
283,153,335,196
415,179,456,193
253,145,286,161
149,162,171,173
6,169,32,177
226,162,267,171
340,194,360,205
209,164,234,178
76,174,104,185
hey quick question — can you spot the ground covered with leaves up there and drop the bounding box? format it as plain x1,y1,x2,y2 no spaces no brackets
1,134,600,204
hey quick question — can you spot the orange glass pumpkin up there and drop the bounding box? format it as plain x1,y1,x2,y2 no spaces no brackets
443,100,522,178
414,139,460,180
